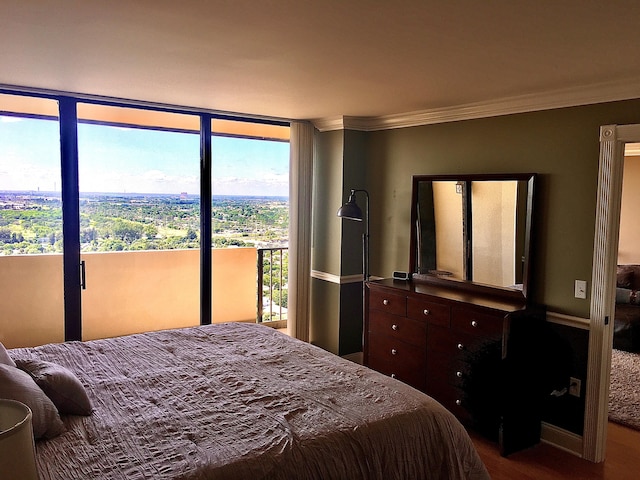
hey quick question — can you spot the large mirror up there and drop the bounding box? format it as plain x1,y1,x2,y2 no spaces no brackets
409,173,536,300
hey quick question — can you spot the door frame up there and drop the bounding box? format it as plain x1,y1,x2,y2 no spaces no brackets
59,97,82,341
585,124,640,461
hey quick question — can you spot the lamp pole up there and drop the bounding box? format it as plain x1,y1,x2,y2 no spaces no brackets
361,191,370,283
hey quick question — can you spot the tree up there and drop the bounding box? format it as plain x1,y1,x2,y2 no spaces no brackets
101,238,126,251
272,288,288,308
0,228,11,243
144,224,158,239
1,193,289,255
112,219,144,242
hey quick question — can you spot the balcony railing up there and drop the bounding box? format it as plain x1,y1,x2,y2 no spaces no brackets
257,247,288,329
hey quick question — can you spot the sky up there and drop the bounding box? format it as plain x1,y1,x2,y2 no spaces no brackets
0,115,289,197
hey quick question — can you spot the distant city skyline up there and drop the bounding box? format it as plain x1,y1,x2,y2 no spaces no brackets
0,116,289,197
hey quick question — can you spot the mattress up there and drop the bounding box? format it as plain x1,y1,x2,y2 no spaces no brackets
9,322,489,479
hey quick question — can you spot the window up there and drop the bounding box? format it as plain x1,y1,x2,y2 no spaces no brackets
76,103,202,338
210,119,290,326
0,93,65,346
0,91,292,347
0,94,61,255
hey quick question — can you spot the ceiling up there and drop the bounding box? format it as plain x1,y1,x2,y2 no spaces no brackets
2,1,640,123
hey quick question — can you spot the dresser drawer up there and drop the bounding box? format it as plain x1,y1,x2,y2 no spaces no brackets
427,351,469,388
368,355,427,391
451,306,504,337
425,380,471,422
368,287,407,316
367,332,426,370
407,296,450,327
428,325,500,359
426,324,453,354
367,333,427,390
369,333,427,369
369,310,426,348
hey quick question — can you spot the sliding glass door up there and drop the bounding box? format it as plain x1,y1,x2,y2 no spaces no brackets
0,91,292,347
0,93,64,347
75,104,201,340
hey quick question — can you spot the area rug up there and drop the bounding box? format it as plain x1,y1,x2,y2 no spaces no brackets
609,348,640,430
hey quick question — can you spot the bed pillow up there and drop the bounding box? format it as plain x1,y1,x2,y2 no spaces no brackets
0,341,16,367
15,359,93,416
616,287,640,305
0,363,65,439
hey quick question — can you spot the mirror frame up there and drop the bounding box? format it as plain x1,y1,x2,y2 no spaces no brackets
409,173,536,301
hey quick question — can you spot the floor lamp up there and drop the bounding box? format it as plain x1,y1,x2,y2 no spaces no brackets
337,189,369,351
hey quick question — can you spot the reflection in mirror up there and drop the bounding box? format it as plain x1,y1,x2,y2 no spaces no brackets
415,181,464,276
411,174,535,299
472,180,520,287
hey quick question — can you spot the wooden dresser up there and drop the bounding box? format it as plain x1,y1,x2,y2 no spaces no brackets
365,278,527,430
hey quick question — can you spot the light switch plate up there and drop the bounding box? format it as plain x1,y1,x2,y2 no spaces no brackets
575,280,587,299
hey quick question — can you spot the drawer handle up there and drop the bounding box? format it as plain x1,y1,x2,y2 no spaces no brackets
391,348,398,355
455,399,462,406
391,324,398,331
457,343,465,350
456,371,463,378
391,373,397,379
423,309,430,315
471,320,478,327
383,299,389,306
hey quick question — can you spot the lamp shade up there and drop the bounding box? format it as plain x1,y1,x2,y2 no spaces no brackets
336,191,363,221
0,399,39,480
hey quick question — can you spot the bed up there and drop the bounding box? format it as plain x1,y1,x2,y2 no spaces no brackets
2,322,489,479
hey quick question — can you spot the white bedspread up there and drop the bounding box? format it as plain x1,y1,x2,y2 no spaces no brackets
10,323,489,479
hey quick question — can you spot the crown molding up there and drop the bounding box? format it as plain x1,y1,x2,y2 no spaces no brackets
312,77,640,132
312,116,347,132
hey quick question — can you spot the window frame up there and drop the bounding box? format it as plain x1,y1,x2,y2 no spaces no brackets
0,87,291,339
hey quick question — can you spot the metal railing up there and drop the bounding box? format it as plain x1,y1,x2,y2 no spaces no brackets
257,247,288,329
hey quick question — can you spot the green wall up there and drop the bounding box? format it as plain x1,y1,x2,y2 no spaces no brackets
311,98,640,361
341,130,369,275
310,129,343,352
365,99,640,317
312,129,344,276
310,99,640,434
310,129,367,355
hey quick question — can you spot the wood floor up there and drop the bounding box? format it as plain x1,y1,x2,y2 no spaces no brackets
469,422,640,480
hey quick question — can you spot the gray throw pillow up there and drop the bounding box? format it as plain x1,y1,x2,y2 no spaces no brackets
0,364,65,439
616,287,640,305
15,359,93,416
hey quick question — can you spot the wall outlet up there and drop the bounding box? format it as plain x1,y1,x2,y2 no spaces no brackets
569,377,582,397
574,280,587,299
